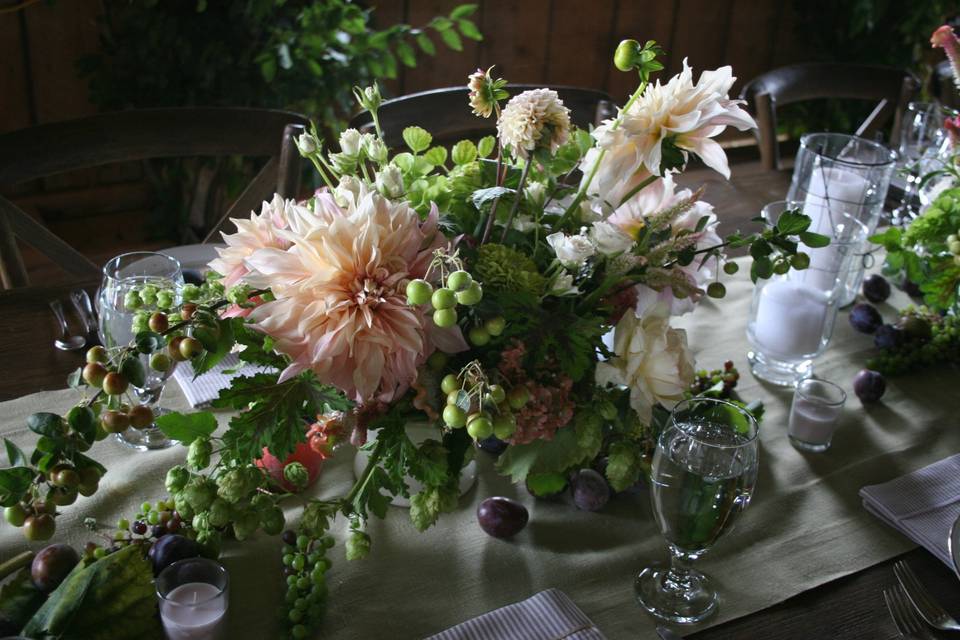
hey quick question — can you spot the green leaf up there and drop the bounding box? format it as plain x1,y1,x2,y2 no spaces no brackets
495,426,588,483
423,146,447,166
192,317,235,377
869,227,902,249
395,39,417,67
154,411,217,445
450,4,478,19
0,467,34,497
451,140,478,165
798,231,830,248
526,472,567,497
66,367,84,390
749,238,772,259
606,442,640,492
27,413,64,438
402,126,432,154
477,135,496,158
471,186,513,210
457,19,482,41
0,567,46,633
695,215,711,233
119,356,146,389
453,389,471,412
67,407,96,445
415,33,436,56
134,331,164,354
4,438,27,467
775,210,811,235
393,152,415,173
260,57,277,82
438,27,463,51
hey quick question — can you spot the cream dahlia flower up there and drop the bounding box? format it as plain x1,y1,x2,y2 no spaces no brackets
595,304,695,422
581,59,755,208
234,185,466,403
497,89,571,160
209,194,295,287
468,68,495,118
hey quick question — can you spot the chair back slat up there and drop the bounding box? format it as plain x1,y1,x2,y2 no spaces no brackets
0,108,308,287
740,64,919,170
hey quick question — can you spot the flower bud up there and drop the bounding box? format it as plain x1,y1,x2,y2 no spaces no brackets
353,83,383,112
334,175,362,207
614,39,642,72
363,135,388,164
375,165,404,199
338,128,362,157
295,132,319,156
524,181,547,208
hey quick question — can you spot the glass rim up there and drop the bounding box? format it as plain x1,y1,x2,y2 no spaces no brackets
798,132,897,168
667,397,759,447
795,378,846,407
156,557,229,605
102,251,182,281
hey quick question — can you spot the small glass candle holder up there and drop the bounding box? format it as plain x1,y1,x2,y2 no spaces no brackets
156,558,229,640
788,378,846,452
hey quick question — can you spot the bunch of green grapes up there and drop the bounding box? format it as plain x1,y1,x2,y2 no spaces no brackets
279,529,335,639
867,309,960,375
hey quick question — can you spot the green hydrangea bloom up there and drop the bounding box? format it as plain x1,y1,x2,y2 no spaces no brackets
475,243,546,295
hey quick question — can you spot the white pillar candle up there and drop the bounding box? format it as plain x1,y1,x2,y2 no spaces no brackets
788,395,842,445
753,280,829,359
160,582,227,640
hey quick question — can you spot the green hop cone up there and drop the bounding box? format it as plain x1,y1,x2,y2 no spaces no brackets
173,491,195,522
181,283,201,302
192,511,212,533
232,511,260,542
345,530,371,561
187,438,213,471
207,498,232,528
165,465,190,494
282,462,310,490
195,528,222,559
260,506,285,536
250,493,273,513
226,284,252,305
183,476,217,512
217,468,256,504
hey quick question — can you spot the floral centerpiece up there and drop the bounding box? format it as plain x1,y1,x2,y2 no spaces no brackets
0,41,824,638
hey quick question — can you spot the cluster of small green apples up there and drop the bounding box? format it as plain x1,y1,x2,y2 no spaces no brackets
4,463,103,541
439,374,531,441
948,232,960,265
467,316,505,346
405,270,483,328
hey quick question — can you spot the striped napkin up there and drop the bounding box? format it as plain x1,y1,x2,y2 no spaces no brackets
171,353,272,408
425,589,606,640
860,454,960,568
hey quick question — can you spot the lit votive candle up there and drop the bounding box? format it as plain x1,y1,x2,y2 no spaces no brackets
753,279,829,359
788,378,846,452
157,558,229,640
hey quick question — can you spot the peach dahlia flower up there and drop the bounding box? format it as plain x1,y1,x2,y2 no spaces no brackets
228,185,466,403
209,194,295,287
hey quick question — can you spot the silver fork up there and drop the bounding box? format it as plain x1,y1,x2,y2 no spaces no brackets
895,559,960,631
884,585,935,639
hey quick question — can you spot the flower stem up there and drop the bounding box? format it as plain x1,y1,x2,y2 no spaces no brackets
615,174,659,208
342,438,385,511
480,144,505,244
499,159,532,242
0,551,33,581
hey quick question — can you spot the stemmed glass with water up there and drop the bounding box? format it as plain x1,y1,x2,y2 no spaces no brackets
635,397,759,624
98,252,183,450
892,102,948,224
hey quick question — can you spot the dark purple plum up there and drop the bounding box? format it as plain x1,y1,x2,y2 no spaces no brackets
147,533,201,576
477,497,528,538
853,369,886,403
874,324,904,350
477,435,508,456
902,316,932,342
31,543,79,592
862,274,891,303
849,303,883,334
901,277,923,299
571,468,610,512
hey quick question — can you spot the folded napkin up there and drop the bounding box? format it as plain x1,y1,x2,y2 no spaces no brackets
860,453,960,568
425,589,606,640
171,353,272,408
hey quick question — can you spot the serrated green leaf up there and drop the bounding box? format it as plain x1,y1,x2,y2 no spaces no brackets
415,32,436,55
775,210,810,235
402,126,432,153
477,135,496,158
526,472,567,496
192,317,235,377
154,411,217,445
495,426,587,483
423,146,447,166
472,186,513,210
798,231,830,248
393,152,415,173
409,487,441,531
451,139,478,165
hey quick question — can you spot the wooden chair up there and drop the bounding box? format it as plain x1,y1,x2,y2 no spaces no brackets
0,108,308,288
349,85,616,149
739,64,919,171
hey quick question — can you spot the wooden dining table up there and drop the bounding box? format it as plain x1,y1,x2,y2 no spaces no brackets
1,161,958,639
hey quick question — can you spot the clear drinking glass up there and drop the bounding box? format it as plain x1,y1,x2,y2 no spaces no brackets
893,102,948,223
156,558,229,640
787,133,897,307
98,252,183,450
788,378,846,453
635,397,759,624
745,202,866,386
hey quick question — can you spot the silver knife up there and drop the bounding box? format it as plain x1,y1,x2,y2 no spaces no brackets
656,626,684,640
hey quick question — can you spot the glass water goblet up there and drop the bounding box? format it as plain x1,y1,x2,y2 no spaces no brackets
98,251,183,450
892,102,947,224
635,397,760,624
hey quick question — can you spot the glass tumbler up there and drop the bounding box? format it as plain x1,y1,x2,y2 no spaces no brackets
788,378,846,452
787,133,897,307
98,251,183,450
156,558,229,640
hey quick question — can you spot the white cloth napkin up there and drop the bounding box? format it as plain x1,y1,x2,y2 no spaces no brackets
860,453,960,568
425,589,606,640
171,353,272,408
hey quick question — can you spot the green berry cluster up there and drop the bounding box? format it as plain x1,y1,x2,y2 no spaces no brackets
439,369,529,441
280,528,333,639
867,309,960,375
406,269,483,328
